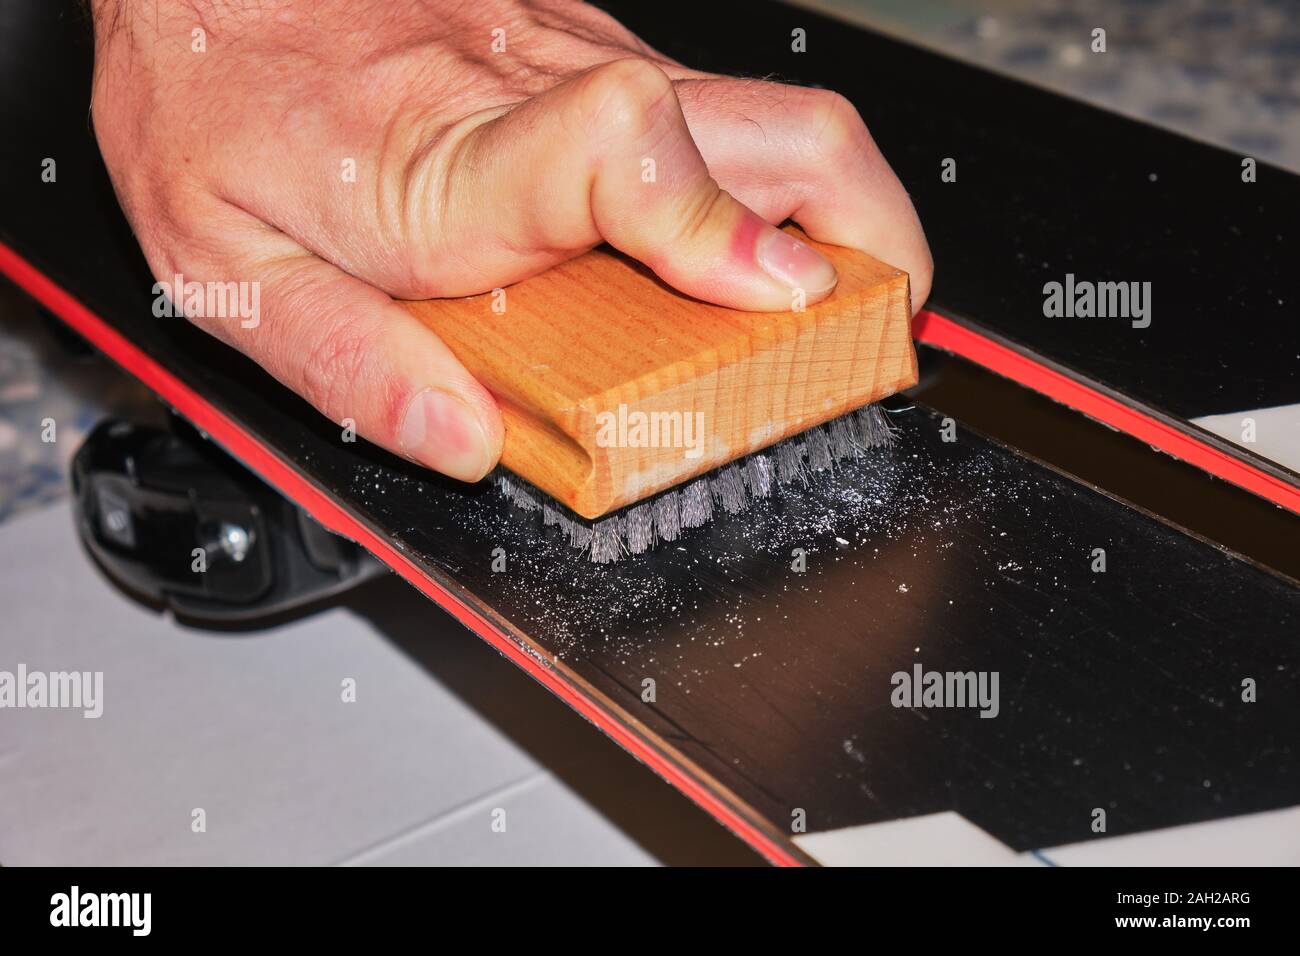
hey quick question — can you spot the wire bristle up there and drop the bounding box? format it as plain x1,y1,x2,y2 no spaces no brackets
624,504,656,555
853,403,897,449
775,440,807,487
589,516,624,565
744,456,773,500
652,491,681,543
494,404,897,562
806,427,834,471
712,465,748,514
680,479,713,529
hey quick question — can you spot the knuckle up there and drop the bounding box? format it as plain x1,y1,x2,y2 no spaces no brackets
805,89,874,164
392,258,450,300
299,313,382,423
267,275,380,423
669,184,726,247
575,58,676,143
300,323,377,424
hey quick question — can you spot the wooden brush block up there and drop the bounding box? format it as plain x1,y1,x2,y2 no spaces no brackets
400,227,917,519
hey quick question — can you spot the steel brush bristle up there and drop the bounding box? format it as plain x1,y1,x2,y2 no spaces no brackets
495,403,897,564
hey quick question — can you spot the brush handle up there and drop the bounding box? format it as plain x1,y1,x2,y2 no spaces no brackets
400,227,916,519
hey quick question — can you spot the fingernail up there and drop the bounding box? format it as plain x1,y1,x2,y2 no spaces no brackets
400,388,493,482
755,229,838,299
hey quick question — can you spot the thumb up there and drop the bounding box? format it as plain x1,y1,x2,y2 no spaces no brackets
424,58,839,311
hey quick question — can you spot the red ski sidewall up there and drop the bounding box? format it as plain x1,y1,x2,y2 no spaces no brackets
913,309,1300,515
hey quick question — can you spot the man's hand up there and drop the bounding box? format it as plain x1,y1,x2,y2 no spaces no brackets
89,0,932,482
